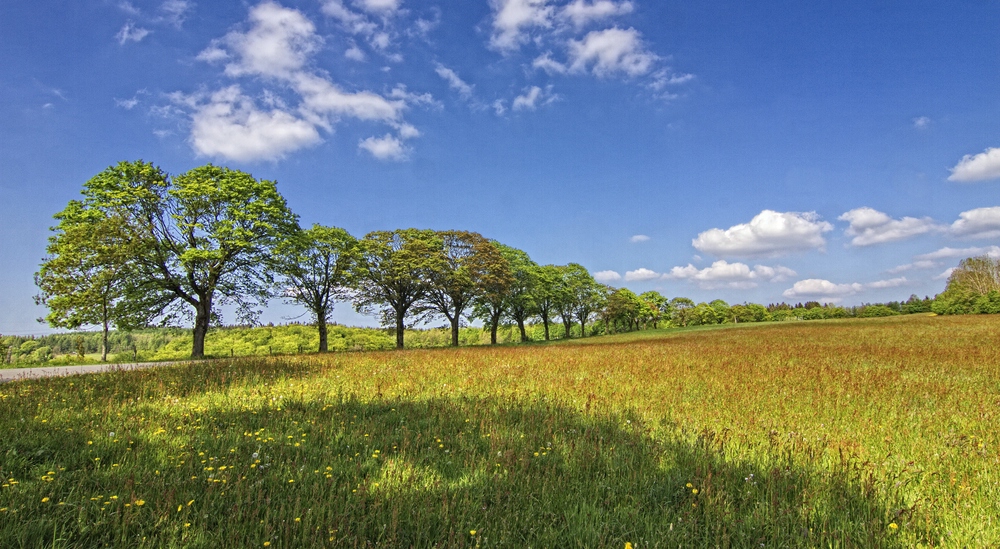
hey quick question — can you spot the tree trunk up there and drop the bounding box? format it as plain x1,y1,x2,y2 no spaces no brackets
543,316,550,341
101,319,109,363
562,318,573,339
490,310,501,345
579,319,586,338
395,308,405,349
191,299,211,359
517,319,528,342
450,315,460,347
317,316,328,353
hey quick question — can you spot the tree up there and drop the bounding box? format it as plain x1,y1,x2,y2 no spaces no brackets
604,288,645,333
470,241,523,345
423,231,510,347
670,297,695,327
638,291,669,329
274,224,357,352
497,245,538,343
552,265,580,339
565,265,602,337
352,229,444,349
69,160,298,359
530,264,563,341
947,255,1000,295
35,201,159,361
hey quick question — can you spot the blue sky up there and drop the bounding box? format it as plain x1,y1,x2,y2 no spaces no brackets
1,0,998,334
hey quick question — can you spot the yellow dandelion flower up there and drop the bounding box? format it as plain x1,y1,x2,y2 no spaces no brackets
692,488,699,495
685,483,692,488
263,543,271,547
470,530,477,536
889,523,898,530
41,497,50,503
625,543,634,549
136,500,145,506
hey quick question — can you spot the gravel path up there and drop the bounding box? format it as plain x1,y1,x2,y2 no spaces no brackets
0,361,188,383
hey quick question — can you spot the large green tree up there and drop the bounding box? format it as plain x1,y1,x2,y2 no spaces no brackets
58,160,299,359
423,231,511,347
497,244,539,343
468,240,520,345
35,201,164,361
530,264,563,341
274,224,357,352
352,229,444,349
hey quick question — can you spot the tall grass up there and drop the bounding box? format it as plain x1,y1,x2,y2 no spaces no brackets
1,315,997,547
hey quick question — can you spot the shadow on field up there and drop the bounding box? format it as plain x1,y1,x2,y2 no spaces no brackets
3,362,911,548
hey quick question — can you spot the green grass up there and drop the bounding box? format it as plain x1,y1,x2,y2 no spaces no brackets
1,315,998,547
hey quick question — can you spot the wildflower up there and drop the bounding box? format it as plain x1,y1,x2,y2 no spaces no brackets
295,517,301,522
685,483,692,488
470,530,477,536
264,543,271,547
136,500,145,506
889,523,898,530
41,497,50,503
625,544,634,549
187,500,194,506
184,523,191,528
692,488,699,495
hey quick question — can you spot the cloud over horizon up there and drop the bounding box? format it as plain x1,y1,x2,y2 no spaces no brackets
692,210,833,258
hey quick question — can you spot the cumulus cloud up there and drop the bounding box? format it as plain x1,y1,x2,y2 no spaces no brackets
116,21,150,44
435,64,474,99
359,134,408,160
867,277,908,289
181,2,423,162
488,0,555,52
692,210,833,258
948,148,1000,182
487,0,689,98
915,245,1000,261
158,0,192,27
568,27,657,77
319,0,405,54
949,206,1000,239
782,279,863,300
629,234,649,243
665,260,795,289
593,270,622,283
185,86,322,162
560,0,634,28
838,207,941,246
624,268,659,282
887,260,939,274
934,268,956,280
512,85,558,111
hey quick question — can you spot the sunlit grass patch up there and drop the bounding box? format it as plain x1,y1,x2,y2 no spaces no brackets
1,315,998,547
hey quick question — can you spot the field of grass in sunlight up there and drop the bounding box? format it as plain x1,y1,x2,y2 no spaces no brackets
1,314,998,547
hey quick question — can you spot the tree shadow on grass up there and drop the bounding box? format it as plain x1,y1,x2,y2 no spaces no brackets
3,386,917,548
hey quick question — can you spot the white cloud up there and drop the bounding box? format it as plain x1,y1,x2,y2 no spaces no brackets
435,64,474,99
355,0,401,15
568,27,657,77
782,279,863,300
934,268,956,281
950,206,1000,239
344,44,366,61
115,97,139,110
512,85,558,111
492,99,507,115
560,0,634,28
181,2,422,162
624,268,659,282
912,116,930,130
629,234,649,243
692,210,833,258
887,260,939,274
665,260,795,289
593,270,622,283
838,207,941,246
948,148,1000,182
158,0,192,28
915,245,1000,261
532,52,568,74
867,277,908,289
116,21,150,44
488,0,554,52
359,134,408,160
186,86,322,162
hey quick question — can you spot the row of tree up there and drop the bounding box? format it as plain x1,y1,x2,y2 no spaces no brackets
34,161,1000,360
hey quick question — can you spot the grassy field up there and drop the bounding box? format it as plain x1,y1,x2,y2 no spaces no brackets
1,315,997,547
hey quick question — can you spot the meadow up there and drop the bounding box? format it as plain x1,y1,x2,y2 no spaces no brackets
1,315,997,547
